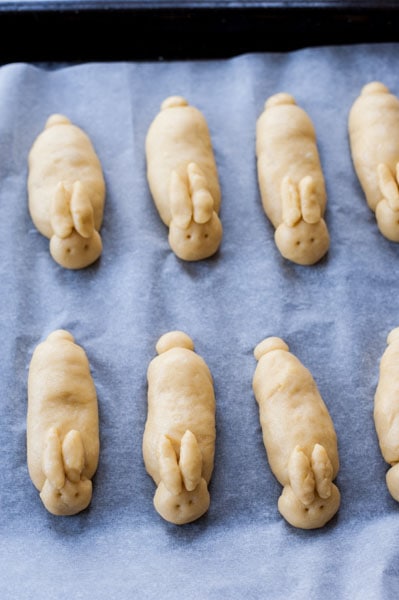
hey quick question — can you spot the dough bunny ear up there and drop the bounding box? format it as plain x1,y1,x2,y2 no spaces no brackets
311,443,333,499
281,176,301,227
281,176,321,227
288,445,315,506
187,162,214,224
158,431,203,495
42,428,87,491
169,170,193,229
70,181,95,238
42,427,65,490
62,430,85,483
50,182,74,239
158,435,183,496
377,163,399,211
299,176,321,224
179,430,202,492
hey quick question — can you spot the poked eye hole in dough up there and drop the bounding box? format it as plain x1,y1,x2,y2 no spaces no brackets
275,219,329,266
169,212,223,261
153,479,210,525
184,221,211,241
50,229,102,270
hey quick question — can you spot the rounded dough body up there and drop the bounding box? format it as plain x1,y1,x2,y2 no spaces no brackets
374,327,399,501
143,331,216,524
145,97,222,261
27,330,99,515
256,93,329,265
28,114,105,268
348,82,399,240
253,337,340,529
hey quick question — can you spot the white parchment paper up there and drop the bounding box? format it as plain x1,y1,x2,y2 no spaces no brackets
1,43,399,599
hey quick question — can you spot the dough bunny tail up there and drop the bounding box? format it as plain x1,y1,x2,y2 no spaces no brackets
161,96,189,110
274,175,329,266
360,81,390,97
264,92,296,110
46,329,75,344
45,114,72,128
375,163,399,242
154,430,209,525
155,330,195,355
254,336,289,361
386,463,399,502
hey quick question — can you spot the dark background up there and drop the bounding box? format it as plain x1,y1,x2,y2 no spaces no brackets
1,1,399,63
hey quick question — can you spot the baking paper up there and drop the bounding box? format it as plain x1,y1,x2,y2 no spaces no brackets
1,43,399,599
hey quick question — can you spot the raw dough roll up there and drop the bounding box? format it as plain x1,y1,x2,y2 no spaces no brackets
145,96,222,261
28,114,106,269
256,93,329,265
349,82,399,241
27,330,99,515
143,331,216,524
374,327,399,501
252,337,340,529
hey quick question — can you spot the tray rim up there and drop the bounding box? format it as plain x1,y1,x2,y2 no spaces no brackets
0,1,398,63
2,0,399,10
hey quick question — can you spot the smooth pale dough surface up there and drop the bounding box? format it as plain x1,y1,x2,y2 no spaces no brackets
348,81,399,242
256,93,329,265
143,330,216,524
27,329,99,515
374,327,399,501
253,336,340,529
28,114,105,268
145,96,222,261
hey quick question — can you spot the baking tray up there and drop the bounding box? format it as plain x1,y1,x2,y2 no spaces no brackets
0,1,399,63
2,3,399,600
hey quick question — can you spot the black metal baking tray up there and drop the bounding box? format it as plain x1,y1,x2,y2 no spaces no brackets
1,1,399,63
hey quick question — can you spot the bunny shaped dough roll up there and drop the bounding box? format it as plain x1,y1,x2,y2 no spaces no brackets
143,331,216,524
28,114,105,269
145,96,222,261
348,82,399,241
27,330,99,515
256,93,329,265
252,337,340,529
374,327,399,501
